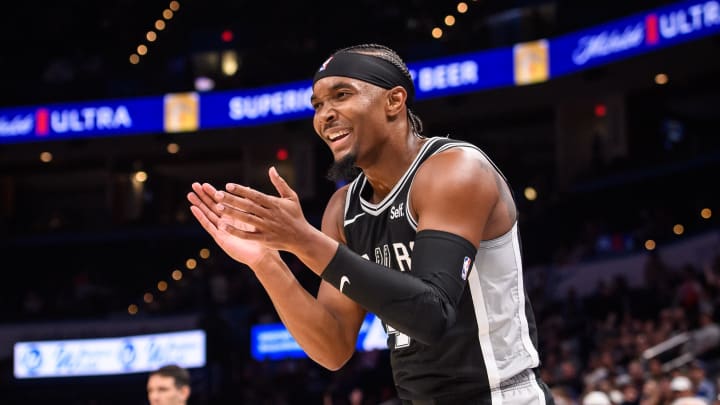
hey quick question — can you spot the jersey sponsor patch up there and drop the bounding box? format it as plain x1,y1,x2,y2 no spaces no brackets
461,256,472,280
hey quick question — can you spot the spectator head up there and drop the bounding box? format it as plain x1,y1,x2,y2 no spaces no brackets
670,375,694,396
147,364,191,405
688,361,707,383
583,391,612,405
551,386,575,405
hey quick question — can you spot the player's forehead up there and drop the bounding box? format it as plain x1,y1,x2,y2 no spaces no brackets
311,76,374,99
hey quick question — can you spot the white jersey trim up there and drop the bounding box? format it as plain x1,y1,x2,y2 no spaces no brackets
343,212,366,227
513,224,541,367
358,137,441,216
469,221,540,398
468,265,501,390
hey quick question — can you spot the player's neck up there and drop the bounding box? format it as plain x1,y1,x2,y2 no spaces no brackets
361,132,427,203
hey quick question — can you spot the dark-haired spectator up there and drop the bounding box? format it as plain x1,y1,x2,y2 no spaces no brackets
147,364,192,405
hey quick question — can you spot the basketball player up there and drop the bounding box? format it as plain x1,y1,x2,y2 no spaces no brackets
188,44,553,404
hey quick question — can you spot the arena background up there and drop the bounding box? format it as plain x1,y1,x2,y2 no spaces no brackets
1,0,719,404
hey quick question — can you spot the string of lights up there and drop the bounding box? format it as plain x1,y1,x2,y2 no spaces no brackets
129,0,181,65
431,1,471,39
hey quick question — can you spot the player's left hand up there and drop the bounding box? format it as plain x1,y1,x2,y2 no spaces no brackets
215,166,311,253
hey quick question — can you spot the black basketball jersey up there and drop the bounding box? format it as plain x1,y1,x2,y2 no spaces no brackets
342,136,544,401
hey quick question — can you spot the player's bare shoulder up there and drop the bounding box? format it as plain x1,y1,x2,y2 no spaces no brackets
412,143,516,240
415,145,498,192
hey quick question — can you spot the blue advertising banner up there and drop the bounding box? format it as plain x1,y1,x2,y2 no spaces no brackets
0,96,163,145
550,0,720,77
14,329,206,378
250,313,388,361
198,48,514,132
410,47,514,100
199,82,314,130
0,0,717,144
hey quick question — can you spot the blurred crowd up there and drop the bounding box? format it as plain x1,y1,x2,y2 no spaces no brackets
8,234,720,405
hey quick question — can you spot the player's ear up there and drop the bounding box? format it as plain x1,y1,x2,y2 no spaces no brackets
386,86,406,117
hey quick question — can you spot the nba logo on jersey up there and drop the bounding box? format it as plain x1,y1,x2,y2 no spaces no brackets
461,256,472,280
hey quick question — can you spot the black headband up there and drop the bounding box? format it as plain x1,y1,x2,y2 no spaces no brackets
313,51,415,106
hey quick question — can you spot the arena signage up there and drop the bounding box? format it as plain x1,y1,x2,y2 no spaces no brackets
251,313,388,360
410,47,514,100
199,83,314,130
42,105,133,134
0,97,163,144
0,112,34,137
13,329,206,379
551,0,720,76
0,0,715,144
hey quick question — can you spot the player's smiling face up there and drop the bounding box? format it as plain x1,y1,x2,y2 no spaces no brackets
311,76,388,166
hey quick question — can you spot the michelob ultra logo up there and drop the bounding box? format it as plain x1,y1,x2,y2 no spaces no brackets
572,0,720,66
35,105,133,135
1,105,133,137
0,113,34,137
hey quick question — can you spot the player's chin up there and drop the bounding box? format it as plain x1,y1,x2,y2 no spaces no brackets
332,151,348,163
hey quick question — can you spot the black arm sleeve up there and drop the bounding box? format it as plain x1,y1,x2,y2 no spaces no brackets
320,229,477,345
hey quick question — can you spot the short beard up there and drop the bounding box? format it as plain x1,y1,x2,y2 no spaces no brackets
326,153,360,183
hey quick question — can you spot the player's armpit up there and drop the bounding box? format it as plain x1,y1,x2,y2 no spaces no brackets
321,230,476,345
